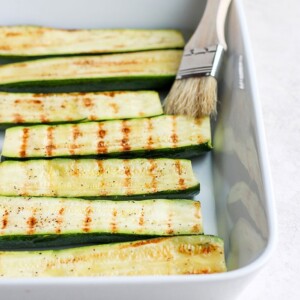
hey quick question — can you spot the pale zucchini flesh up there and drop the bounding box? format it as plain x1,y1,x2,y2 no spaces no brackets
0,197,202,249
0,235,226,277
0,158,200,199
0,91,163,125
2,115,211,159
0,50,182,93
0,26,184,58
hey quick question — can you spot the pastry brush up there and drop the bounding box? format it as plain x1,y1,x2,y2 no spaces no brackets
164,0,232,117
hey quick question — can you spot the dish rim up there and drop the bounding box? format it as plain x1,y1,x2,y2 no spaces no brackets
0,0,277,285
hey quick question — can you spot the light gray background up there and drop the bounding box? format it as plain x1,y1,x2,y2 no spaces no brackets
241,0,300,299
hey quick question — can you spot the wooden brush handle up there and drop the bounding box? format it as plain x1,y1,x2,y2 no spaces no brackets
187,0,232,50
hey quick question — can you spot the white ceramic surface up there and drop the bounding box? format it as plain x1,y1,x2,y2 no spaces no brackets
238,0,300,299
0,0,276,299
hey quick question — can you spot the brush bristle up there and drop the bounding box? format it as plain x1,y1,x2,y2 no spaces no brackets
164,76,217,118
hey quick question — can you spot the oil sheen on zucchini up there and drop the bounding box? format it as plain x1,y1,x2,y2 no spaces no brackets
2,115,211,159
0,26,184,58
0,91,163,125
0,235,226,277
0,197,202,249
0,50,182,93
0,158,199,199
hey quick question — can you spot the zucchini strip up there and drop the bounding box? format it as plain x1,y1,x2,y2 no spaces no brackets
0,158,199,199
0,26,184,58
0,50,182,93
0,235,226,277
2,115,211,159
0,91,163,125
0,197,202,249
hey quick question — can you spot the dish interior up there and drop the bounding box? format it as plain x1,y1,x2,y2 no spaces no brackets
0,0,271,273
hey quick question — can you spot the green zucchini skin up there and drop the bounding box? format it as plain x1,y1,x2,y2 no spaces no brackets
0,50,182,93
77,185,200,200
0,235,227,277
0,76,175,93
2,115,212,159
0,158,200,199
0,26,184,58
0,191,200,200
0,233,154,250
1,144,211,161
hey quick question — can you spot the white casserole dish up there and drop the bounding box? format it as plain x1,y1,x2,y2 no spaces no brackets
0,0,276,299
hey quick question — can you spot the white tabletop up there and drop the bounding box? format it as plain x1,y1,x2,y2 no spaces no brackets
240,0,300,299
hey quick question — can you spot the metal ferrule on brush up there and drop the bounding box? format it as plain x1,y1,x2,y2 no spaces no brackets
176,44,224,79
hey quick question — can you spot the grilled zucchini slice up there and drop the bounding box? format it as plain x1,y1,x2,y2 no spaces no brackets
2,115,211,159
0,26,184,58
0,235,226,277
0,197,202,249
0,91,162,125
0,158,199,199
0,50,182,93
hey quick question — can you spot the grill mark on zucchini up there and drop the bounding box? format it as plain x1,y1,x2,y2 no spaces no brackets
83,206,93,233
192,202,202,233
128,237,166,248
121,120,131,151
97,123,107,154
179,243,218,256
192,224,201,233
40,114,48,123
72,160,80,176
32,93,44,98
82,97,93,108
194,202,201,219
32,99,42,105
13,113,24,123
46,126,55,156
20,128,29,157
138,207,145,227
21,165,35,197
179,178,185,188
148,159,158,192
0,45,10,51
109,102,119,114
171,116,178,147
175,160,186,190
55,207,65,234
27,99,48,123
70,124,82,155
166,211,174,235
111,208,118,233
102,91,116,97
194,117,204,128
147,118,154,150
5,32,22,37
96,160,106,195
1,210,9,230
96,160,105,174
123,160,132,195
26,208,37,234
194,118,206,144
